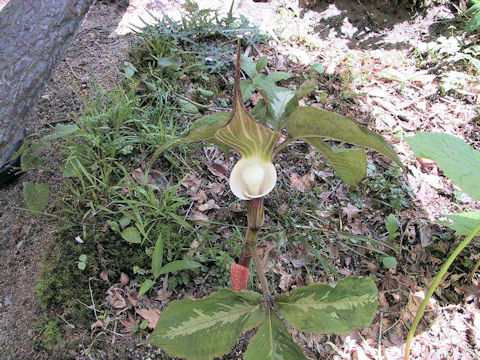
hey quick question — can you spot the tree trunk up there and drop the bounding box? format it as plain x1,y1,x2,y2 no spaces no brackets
0,0,93,172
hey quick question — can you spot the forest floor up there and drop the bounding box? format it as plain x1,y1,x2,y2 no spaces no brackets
0,0,479,359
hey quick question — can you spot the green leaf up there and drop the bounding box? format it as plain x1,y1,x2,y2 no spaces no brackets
251,99,268,124
256,56,268,72
381,256,397,269
406,132,480,201
152,235,164,278
157,259,201,276
178,99,199,114
276,277,378,334
157,56,182,68
138,279,155,298
78,262,86,270
240,80,255,103
386,214,399,235
21,143,42,171
287,107,402,168
245,311,307,360
79,254,87,262
265,72,292,83
23,182,50,213
121,227,141,244
139,319,149,330
182,112,231,144
42,124,80,141
119,216,131,229
440,211,480,235
109,221,120,232
306,138,366,184
309,62,324,74
240,55,258,78
149,289,265,360
62,158,80,178
253,76,298,130
297,78,317,99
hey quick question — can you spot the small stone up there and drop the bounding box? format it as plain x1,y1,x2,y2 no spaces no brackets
16,240,24,249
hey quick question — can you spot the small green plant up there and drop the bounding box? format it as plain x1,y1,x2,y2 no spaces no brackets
403,132,480,359
77,254,87,270
465,0,480,33
147,42,402,360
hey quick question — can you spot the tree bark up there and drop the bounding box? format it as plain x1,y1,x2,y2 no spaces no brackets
0,0,93,168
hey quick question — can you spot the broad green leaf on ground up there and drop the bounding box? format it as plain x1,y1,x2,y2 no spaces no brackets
42,123,80,141
121,226,141,244
265,71,292,83
23,182,50,213
245,311,307,360
157,55,182,68
240,80,255,103
152,235,164,278
439,211,480,235
276,277,378,334
386,214,400,240
256,56,268,72
149,289,264,360
156,259,201,276
297,78,317,99
382,256,397,269
21,143,43,171
240,55,258,78
406,132,480,201
178,99,199,114
286,107,402,167
253,76,298,130
306,138,366,184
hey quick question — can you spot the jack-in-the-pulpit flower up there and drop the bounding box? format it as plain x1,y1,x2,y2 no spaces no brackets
215,63,280,200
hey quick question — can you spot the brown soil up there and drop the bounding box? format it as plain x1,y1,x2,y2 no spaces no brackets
0,2,133,359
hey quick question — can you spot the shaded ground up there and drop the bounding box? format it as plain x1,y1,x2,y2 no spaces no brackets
1,0,479,359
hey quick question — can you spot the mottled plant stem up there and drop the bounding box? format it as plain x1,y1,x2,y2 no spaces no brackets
248,244,273,303
403,221,480,360
238,198,264,267
237,197,273,302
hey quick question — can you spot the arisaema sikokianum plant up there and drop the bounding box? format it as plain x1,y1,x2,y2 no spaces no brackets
147,41,403,360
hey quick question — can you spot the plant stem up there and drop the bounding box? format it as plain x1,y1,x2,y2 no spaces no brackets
469,258,480,281
403,221,480,360
247,244,273,302
272,138,295,159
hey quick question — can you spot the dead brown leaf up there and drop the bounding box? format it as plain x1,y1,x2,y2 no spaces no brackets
290,172,313,192
343,203,360,223
197,199,220,212
136,308,161,329
207,162,229,181
119,312,139,334
120,273,129,287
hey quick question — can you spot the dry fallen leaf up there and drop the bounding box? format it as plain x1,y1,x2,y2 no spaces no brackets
119,312,139,334
290,172,313,192
136,308,161,329
207,162,229,181
120,273,129,287
343,203,360,223
197,199,220,212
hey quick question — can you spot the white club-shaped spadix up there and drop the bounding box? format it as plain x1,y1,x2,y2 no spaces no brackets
230,157,277,200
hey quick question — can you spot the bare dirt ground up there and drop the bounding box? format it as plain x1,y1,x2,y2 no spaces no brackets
0,2,132,359
1,0,479,359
